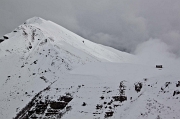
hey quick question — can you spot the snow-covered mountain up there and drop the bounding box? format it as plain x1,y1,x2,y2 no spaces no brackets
0,17,180,119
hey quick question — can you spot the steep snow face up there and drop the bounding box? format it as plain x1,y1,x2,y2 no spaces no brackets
0,17,135,119
0,17,134,63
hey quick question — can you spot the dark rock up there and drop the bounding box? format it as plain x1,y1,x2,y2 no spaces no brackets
0,39,4,43
173,90,180,96
96,104,103,109
45,112,59,116
134,82,143,93
29,46,32,49
156,65,163,68
66,106,72,111
144,78,148,81
50,101,68,109
107,90,112,93
40,76,48,82
105,111,114,118
119,81,126,95
112,96,127,102
176,81,180,87
28,110,35,116
34,61,37,64
165,82,171,88
100,96,104,100
107,100,113,105
82,102,86,106
60,96,73,102
3,36,9,39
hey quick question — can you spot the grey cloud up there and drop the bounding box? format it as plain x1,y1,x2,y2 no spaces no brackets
134,38,180,67
0,0,180,57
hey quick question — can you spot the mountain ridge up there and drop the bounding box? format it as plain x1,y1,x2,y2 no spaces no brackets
0,17,135,118
0,17,179,119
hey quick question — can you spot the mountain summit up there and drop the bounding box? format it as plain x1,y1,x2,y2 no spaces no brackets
0,17,180,119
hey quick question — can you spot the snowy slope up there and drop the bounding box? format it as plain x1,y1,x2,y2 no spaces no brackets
0,17,180,119
70,63,180,119
0,17,135,119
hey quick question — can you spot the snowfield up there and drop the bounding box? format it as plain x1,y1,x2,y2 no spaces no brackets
0,17,180,119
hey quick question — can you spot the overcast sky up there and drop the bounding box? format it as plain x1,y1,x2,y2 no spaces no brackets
0,0,180,57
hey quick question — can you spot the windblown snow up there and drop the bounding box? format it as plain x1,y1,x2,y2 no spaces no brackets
0,17,180,119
